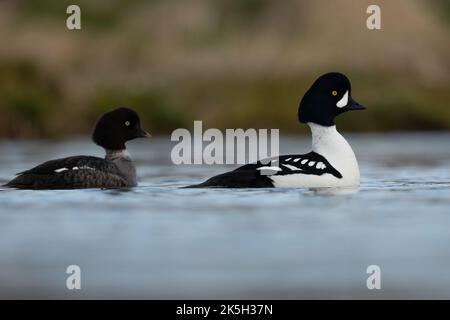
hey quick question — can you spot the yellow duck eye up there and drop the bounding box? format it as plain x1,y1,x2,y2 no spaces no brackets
125,121,130,127
332,90,337,96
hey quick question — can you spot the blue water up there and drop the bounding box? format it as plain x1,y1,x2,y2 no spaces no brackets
0,133,449,299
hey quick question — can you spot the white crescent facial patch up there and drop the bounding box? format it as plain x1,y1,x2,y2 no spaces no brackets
336,90,349,108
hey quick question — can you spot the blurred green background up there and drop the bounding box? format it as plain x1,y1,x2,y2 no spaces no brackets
0,0,449,138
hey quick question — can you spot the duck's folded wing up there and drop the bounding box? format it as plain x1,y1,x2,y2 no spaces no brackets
6,156,127,189
16,156,118,175
235,152,342,179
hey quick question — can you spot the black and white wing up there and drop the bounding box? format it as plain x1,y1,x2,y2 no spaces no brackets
5,156,128,189
187,152,341,188
238,152,342,179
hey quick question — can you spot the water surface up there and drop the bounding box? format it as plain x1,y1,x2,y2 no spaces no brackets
0,133,450,299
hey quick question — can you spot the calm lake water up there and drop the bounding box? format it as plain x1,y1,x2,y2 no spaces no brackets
0,133,450,299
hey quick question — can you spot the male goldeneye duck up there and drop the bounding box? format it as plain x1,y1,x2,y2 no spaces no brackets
188,72,365,188
5,107,150,190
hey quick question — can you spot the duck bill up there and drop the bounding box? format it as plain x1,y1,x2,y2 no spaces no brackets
344,97,366,112
138,129,152,138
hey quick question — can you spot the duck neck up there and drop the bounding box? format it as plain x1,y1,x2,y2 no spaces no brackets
309,123,345,154
105,149,131,161
105,149,137,186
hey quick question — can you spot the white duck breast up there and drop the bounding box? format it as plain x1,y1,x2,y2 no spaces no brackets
256,123,361,188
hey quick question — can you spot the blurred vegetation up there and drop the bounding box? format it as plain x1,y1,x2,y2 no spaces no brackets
0,60,61,137
90,89,189,133
16,0,149,30
0,0,449,138
430,0,450,23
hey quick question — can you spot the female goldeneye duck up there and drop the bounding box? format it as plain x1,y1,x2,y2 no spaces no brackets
188,72,366,188
5,107,151,190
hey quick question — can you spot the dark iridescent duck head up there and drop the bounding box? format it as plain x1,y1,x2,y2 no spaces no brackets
298,72,365,127
92,107,151,150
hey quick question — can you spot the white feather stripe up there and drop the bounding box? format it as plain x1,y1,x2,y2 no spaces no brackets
282,164,302,171
257,166,282,171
